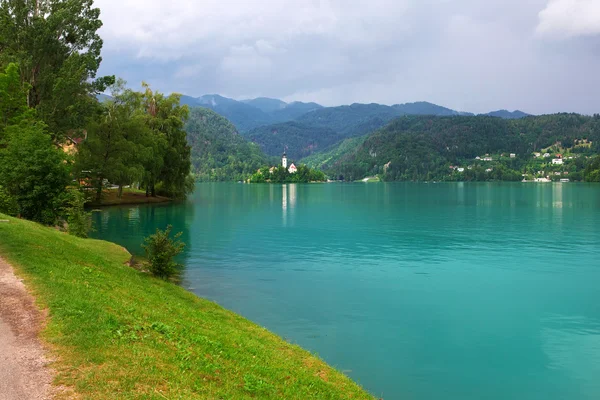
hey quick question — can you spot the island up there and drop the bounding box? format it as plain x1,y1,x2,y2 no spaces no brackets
248,152,326,183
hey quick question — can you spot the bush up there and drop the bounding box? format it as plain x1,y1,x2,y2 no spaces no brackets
142,225,186,279
0,121,71,225
0,185,18,216
65,190,93,238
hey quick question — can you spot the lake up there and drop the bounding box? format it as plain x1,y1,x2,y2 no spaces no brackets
92,182,600,399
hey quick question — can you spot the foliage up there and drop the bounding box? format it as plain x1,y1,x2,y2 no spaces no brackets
0,214,373,399
319,114,600,181
0,63,31,130
0,185,18,215
247,121,343,160
0,0,114,140
584,156,600,182
65,189,93,238
302,136,368,170
0,120,71,224
76,82,192,201
142,225,186,280
249,165,326,183
185,107,268,181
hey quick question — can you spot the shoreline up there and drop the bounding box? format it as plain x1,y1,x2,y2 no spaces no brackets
86,188,172,208
0,214,373,399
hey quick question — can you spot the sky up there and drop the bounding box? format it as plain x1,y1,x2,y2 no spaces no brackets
95,0,600,115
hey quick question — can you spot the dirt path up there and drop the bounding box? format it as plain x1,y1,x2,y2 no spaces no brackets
0,257,54,400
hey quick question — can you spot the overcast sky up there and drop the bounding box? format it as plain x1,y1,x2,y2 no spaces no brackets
95,0,600,114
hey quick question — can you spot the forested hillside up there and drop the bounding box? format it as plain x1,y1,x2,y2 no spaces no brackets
186,108,269,181
320,114,600,181
246,122,343,160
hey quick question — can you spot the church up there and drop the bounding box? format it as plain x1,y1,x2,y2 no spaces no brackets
282,152,297,174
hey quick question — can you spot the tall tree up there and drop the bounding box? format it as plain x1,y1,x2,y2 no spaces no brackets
0,63,31,132
140,84,192,198
76,84,151,202
0,0,114,140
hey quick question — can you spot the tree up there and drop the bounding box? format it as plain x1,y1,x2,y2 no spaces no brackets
65,189,92,237
0,120,71,224
140,84,192,198
76,83,152,201
584,156,600,182
142,225,186,280
0,0,114,140
0,63,31,131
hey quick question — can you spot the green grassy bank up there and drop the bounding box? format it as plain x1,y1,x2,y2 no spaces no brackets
0,214,374,399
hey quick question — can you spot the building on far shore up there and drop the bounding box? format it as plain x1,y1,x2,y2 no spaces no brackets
288,163,297,174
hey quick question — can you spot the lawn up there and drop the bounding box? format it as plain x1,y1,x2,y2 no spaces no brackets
0,214,374,399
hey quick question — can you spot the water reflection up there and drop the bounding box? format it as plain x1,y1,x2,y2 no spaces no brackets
282,184,298,227
92,201,194,264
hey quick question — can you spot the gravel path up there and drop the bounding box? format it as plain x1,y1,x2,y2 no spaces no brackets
0,257,54,400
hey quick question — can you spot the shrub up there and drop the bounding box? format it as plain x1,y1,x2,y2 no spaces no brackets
0,185,18,216
65,190,93,238
142,225,185,279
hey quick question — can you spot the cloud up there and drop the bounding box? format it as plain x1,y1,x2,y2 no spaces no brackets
94,0,600,115
536,0,600,37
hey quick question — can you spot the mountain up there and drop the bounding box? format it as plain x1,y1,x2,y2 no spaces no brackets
318,113,599,181
241,97,287,113
246,122,343,160
270,102,324,122
393,101,463,116
185,107,268,181
179,94,324,132
295,103,404,137
484,110,530,119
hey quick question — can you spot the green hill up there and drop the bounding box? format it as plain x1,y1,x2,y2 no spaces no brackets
185,107,268,181
320,114,600,181
0,214,374,399
246,121,343,160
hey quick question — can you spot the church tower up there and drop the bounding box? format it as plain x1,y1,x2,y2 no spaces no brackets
282,152,288,168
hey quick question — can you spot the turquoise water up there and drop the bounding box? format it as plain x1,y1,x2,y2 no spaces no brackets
92,182,600,399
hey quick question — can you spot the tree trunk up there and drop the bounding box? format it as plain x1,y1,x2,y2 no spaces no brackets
145,185,150,197
117,184,123,199
151,184,156,197
95,176,103,202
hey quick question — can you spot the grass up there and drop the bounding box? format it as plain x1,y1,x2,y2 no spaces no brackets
88,188,171,207
0,214,374,399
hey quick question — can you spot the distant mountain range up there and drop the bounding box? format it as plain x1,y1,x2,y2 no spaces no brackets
179,94,324,132
98,93,529,130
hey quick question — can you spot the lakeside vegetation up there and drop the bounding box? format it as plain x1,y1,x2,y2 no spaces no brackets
249,165,326,183
0,213,373,399
0,0,192,228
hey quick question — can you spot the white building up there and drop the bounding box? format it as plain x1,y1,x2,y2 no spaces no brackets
288,163,297,174
552,158,563,165
510,153,516,158
282,152,288,168
543,153,551,158
483,157,493,162
457,168,465,172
